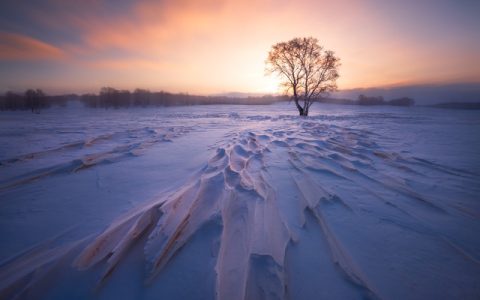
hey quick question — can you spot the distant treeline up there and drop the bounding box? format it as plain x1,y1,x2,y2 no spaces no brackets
429,102,480,110
0,89,69,112
1,88,418,111
0,87,288,111
319,95,415,106
80,87,288,108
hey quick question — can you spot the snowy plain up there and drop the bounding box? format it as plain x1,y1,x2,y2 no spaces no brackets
0,102,479,299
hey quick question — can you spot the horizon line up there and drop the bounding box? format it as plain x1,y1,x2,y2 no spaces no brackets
2,81,480,97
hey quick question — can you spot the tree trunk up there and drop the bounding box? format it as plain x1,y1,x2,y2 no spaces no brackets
297,103,308,116
298,107,305,116
294,97,306,116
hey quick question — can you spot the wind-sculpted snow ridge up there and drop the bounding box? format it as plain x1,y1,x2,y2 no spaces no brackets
1,118,479,299
0,126,190,191
72,130,292,299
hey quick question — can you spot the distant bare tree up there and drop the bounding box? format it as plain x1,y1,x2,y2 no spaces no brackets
25,89,47,113
266,37,340,116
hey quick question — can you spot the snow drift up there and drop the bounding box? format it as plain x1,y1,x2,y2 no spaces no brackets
0,104,479,299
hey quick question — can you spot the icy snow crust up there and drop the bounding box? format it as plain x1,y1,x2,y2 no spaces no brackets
0,103,479,299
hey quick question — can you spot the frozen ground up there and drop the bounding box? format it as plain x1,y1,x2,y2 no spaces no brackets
0,103,479,299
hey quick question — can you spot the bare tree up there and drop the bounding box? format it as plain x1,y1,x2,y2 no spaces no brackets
25,89,47,113
266,37,340,116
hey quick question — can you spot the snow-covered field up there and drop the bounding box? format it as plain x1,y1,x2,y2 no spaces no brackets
1,103,479,299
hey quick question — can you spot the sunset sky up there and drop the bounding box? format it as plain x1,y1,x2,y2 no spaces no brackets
1,0,479,94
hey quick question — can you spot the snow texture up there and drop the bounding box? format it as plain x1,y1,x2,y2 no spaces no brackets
0,103,479,299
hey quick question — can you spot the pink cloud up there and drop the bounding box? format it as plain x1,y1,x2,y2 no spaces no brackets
0,32,65,61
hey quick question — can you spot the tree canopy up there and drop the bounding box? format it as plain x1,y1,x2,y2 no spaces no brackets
266,37,340,116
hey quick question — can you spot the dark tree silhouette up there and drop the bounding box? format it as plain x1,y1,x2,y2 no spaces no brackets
266,37,340,116
388,97,415,106
357,94,384,105
78,88,287,108
133,89,152,107
25,89,47,113
99,87,131,108
1,92,24,110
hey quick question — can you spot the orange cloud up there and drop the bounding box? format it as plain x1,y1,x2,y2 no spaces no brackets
0,32,65,61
